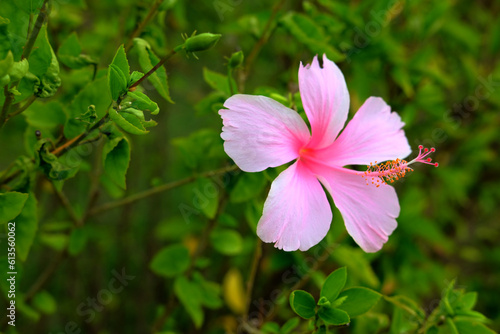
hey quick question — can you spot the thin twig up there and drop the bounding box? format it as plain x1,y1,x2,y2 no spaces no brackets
90,164,239,216
128,49,176,90
244,239,263,321
24,250,67,303
7,95,37,119
22,0,50,60
51,181,81,226
124,0,163,52
239,0,286,89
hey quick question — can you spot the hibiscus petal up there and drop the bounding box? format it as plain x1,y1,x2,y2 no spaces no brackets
219,95,310,172
257,161,332,251
299,54,349,149
317,97,411,166
313,165,399,252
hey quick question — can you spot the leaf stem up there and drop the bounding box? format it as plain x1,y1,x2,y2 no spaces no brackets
124,0,163,52
7,95,37,119
22,0,50,60
128,49,177,90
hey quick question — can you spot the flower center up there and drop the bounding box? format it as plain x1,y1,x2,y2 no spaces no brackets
362,145,439,187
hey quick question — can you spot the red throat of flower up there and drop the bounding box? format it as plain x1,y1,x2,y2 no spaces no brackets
362,145,439,187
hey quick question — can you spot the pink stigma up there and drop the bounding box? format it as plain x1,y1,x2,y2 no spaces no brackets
362,146,439,186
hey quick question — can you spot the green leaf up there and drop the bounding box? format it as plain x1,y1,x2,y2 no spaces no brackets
64,76,110,139
192,177,219,219
150,244,190,278
68,227,88,256
133,38,173,103
57,32,96,69
23,101,66,130
192,272,223,309
35,140,79,181
320,267,347,302
108,64,128,101
318,307,350,325
261,322,280,334
280,317,300,334
454,320,496,334
109,107,148,135
337,287,381,318
102,136,130,189
202,67,231,96
110,44,130,82
39,232,68,251
329,245,379,288
0,192,28,225
14,193,38,261
280,13,344,62
461,292,477,310
32,290,57,315
26,25,61,98
174,276,204,328
209,229,243,256
127,91,159,115
289,290,316,319
230,172,267,203
0,50,13,77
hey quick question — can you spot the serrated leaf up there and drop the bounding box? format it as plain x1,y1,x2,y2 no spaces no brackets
110,44,130,82
109,107,148,135
134,38,173,103
102,136,130,189
318,307,350,325
320,267,347,302
128,91,159,115
289,290,316,319
150,244,190,278
0,192,28,225
337,287,381,318
108,63,128,101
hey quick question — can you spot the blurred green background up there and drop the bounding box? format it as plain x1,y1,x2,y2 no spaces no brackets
0,0,499,333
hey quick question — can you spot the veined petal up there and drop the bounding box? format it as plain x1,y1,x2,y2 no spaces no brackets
257,161,332,251
317,97,411,166
312,164,400,252
219,95,310,172
299,54,349,149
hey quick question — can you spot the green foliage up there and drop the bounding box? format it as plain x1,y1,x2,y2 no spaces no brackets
0,0,499,333
289,290,316,319
0,191,28,224
133,38,173,103
150,244,190,278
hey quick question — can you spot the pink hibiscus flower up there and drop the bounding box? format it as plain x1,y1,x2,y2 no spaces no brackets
219,55,437,252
